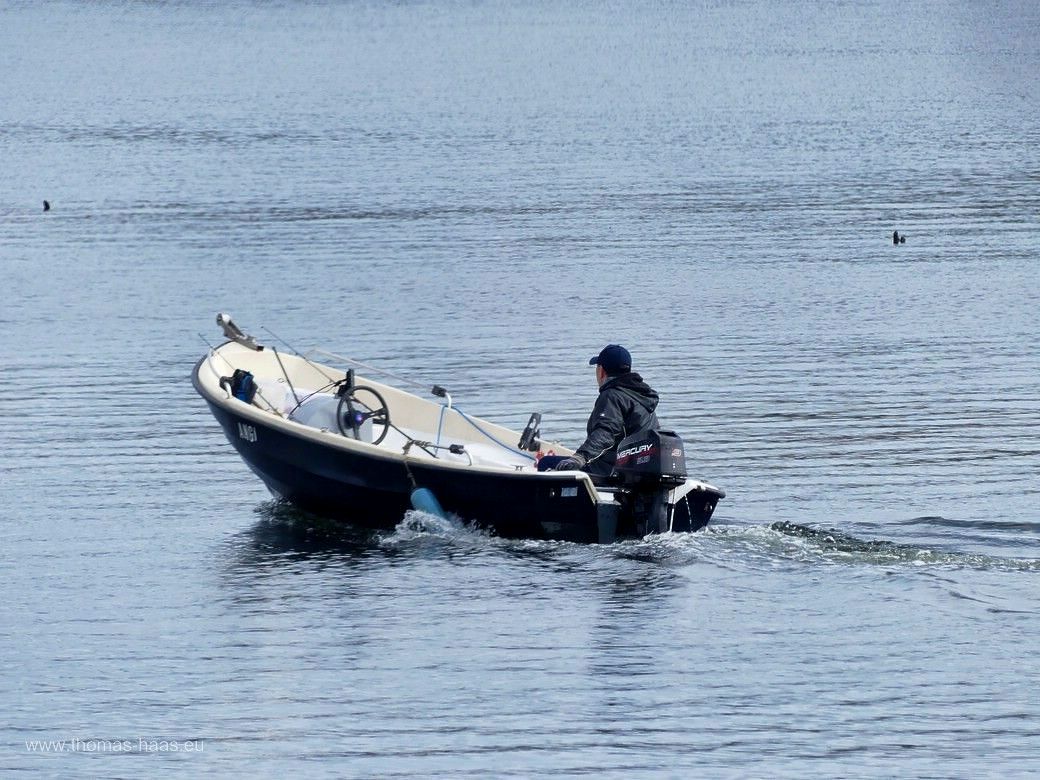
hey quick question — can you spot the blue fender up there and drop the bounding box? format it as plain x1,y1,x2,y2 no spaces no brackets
410,487,447,519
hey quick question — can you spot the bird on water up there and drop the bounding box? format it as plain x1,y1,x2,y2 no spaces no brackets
892,230,905,244
43,200,51,212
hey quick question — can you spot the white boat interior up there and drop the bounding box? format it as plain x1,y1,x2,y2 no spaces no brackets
196,341,573,472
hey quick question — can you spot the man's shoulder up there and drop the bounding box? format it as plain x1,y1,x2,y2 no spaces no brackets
602,379,649,397
597,385,638,409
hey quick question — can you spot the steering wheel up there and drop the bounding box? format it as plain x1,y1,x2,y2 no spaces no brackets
336,385,391,445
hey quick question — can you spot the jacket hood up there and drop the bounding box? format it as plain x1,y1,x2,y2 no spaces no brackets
602,372,659,413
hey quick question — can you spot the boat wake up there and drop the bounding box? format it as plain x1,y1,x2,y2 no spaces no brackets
381,509,489,545
378,511,594,559
609,520,1040,573
763,520,1040,571
245,501,1039,573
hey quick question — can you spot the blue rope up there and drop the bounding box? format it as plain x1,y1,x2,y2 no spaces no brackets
452,406,537,461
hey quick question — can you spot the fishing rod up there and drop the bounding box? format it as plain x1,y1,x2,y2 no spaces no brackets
309,348,435,393
261,325,339,384
261,326,444,457
261,325,367,418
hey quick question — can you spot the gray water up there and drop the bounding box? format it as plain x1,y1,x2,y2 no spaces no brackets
2,1,1039,777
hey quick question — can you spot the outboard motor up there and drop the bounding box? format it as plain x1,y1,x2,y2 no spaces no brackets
611,429,687,536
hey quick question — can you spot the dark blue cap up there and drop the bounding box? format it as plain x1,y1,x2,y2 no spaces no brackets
589,344,632,375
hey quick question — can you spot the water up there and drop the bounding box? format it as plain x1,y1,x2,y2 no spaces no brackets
2,1,1038,776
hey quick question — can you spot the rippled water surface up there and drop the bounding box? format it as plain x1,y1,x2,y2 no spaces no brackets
2,1,1039,777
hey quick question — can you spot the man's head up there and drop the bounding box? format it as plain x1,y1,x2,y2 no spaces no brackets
589,344,632,385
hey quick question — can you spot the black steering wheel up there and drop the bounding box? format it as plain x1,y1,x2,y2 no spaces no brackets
336,385,391,445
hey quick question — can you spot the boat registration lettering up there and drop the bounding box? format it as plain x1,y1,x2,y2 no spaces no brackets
238,422,258,443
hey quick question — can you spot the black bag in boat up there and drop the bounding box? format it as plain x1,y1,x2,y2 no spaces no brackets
220,369,257,404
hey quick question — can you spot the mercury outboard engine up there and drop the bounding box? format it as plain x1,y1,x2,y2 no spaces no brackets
610,429,688,536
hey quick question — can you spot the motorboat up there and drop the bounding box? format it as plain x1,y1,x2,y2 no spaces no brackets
192,314,725,543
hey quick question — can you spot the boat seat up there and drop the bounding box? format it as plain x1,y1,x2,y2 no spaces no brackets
287,391,374,442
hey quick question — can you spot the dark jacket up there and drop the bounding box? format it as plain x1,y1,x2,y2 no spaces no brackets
575,372,660,477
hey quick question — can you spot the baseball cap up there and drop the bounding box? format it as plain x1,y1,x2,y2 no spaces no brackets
589,344,632,375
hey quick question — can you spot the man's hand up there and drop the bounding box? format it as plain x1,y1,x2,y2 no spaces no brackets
553,455,586,471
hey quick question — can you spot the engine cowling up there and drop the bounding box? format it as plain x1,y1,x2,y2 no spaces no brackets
611,429,687,488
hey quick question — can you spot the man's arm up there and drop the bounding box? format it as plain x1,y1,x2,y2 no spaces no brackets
574,390,626,468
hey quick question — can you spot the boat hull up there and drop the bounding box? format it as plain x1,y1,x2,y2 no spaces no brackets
194,352,722,543
202,395,618,542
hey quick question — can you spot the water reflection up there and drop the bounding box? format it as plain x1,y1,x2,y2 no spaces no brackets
587,556,686,674
229,501,381,569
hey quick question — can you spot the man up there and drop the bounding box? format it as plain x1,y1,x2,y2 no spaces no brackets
550,344,660,478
